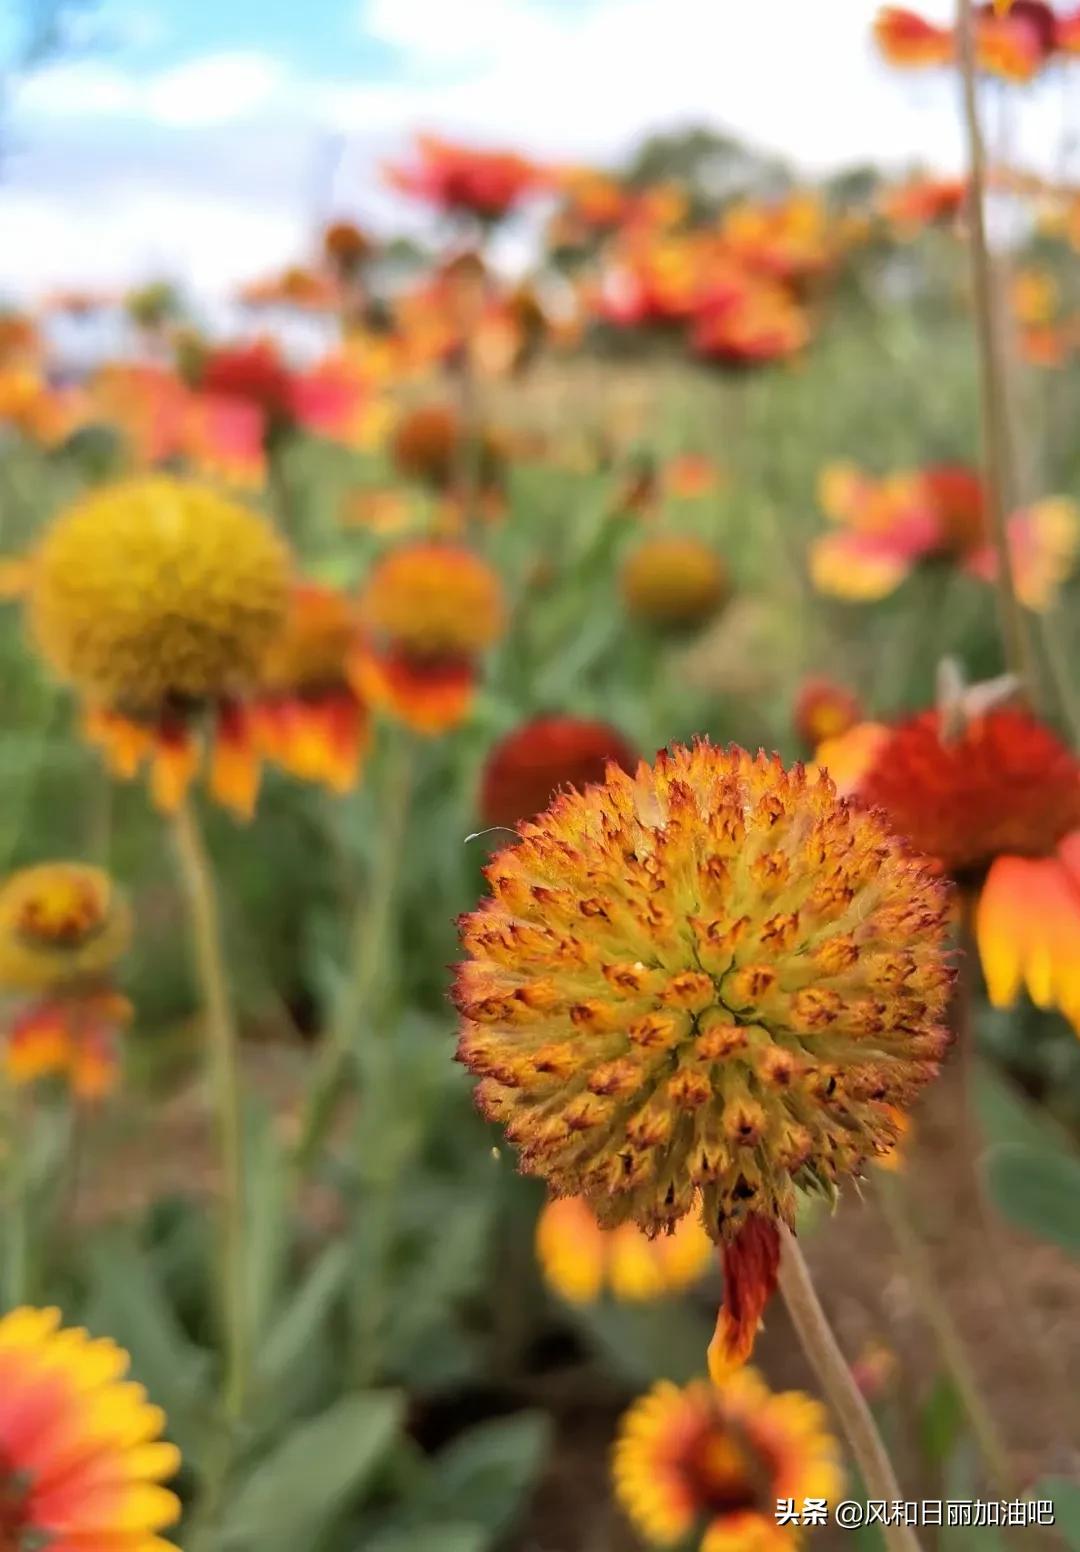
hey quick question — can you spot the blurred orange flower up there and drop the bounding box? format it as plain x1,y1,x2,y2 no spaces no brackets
536,1195,712,1303
874,2,1064,79
879,176,968,235
253,582,370,794
352,542,505,734
810,460,1078,608
793,677,863,750
0,862,133,1102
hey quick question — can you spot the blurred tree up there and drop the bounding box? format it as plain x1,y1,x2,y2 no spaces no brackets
622,125,794,216
824,162,885,210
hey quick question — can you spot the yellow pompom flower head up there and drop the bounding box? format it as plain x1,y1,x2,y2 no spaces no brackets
0,862,133,1100
0,1306,181,1549
28,475,291,818
613,1369,841,1550
454,741,952,1375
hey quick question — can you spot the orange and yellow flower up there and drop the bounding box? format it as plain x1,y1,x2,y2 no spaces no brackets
809,460,1078,608
824,706,1080,1032
253,582,370,794
0,1306,180,1550
352,542,505,734
536,1195,712,1303
613,1369,841,1551
89,363,265,487
28,476,291,818
793,678,863,751
0,862,133,1101
718,195,836,286
691,282,810,368
196,340,385,453
878,176,968,236
454,742,952,1374
874,6,954,66
874,3,1061,79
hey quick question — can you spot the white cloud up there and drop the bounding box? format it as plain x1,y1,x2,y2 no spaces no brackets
18,51,284,128
0,182,304,298
5,0,1077,303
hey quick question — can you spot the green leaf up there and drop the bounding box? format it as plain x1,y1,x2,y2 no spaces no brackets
219,1391,404,1552
973,1063,1078,1160
243,1104,288,1343
256,1242,351,1393
80,1236,213,1465
570,1298,716,1386
364,1525,488,1552
983,1143,1080,1258
918,1374,964,1468
420,1413,550,1541
1031,1478,1080,1550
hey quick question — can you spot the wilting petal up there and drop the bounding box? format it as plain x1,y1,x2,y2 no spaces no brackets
976,850,1080,1030
708,1216,781,1381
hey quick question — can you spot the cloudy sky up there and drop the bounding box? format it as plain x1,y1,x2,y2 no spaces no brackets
0,0,1073,301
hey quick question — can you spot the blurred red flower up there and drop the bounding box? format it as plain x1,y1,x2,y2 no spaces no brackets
480,716,637,830
385,134,548,221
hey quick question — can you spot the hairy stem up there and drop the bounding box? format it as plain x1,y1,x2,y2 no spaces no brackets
777,1226,923,1552
172,799,248,1420
955,0,1032,688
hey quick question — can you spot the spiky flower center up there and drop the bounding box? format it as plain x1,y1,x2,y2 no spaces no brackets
456,743,951,1241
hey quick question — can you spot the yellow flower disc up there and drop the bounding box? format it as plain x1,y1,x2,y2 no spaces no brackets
30,476,290,713
0,861,131,990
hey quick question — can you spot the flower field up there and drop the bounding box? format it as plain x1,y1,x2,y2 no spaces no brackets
1,5,1080,1550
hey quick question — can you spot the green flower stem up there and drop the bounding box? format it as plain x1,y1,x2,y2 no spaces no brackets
171,798,248,1421
291,730,415,1181
1,1077,29,1308
874,1170,1016,1499
955,0,1034,691
777,1225,923,1552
